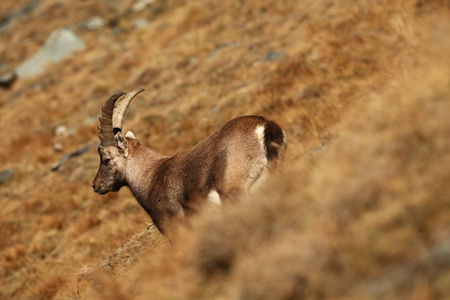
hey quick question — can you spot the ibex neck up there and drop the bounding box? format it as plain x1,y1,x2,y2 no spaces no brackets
125,144,166,202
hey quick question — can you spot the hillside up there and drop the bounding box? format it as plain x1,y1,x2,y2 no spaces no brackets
0,0,449,299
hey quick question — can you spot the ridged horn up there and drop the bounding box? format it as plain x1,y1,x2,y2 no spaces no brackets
98,91,126,146
112,88,145,135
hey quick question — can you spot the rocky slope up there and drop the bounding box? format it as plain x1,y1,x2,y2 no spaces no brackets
0,0,449,299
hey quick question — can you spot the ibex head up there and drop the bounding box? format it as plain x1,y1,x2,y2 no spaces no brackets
92,89,144,194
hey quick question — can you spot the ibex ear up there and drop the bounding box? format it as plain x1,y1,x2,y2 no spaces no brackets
115,132,128,157
126,131,136,139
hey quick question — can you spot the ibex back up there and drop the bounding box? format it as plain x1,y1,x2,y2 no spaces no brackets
92,89,286,236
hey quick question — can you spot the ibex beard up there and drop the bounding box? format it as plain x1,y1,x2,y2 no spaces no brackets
93,89,286,238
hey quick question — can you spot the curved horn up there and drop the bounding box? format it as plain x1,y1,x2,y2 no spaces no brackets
112,88,145,135
98,91,126,146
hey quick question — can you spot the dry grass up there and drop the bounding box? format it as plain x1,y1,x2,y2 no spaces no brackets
84,22,450,299
0,0,449,299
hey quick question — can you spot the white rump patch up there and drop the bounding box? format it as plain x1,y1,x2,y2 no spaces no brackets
255,125,265,145
255,125,267,164
207,190,221,206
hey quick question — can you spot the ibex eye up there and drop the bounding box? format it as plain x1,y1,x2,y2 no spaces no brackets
103,159,111,165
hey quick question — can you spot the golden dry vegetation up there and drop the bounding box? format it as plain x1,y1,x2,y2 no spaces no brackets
0,0,449,299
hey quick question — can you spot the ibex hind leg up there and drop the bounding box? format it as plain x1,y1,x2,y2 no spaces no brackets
246,166,270,196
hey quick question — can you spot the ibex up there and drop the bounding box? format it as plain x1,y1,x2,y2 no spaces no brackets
92,89,286,236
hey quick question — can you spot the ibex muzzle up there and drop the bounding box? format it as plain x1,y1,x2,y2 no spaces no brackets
92,145,128,194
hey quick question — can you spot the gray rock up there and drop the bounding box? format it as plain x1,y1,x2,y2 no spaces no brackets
81,16,106,30
308,144,328,155
28,80,45,91
53,142,64,152
132,0,155,12
0,0,40,33
9,90,22,103
0,169,14,184
208,42,240,60
15,28,85,78
82,116,97,125
208,106,221,115
51,145,91,171
263,51,284,62
133,18,150,29
55,125,68,137
308,131,338,155
113,27,122,36
0,63,9,73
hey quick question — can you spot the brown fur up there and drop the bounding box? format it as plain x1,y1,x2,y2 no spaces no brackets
93,115,286,236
